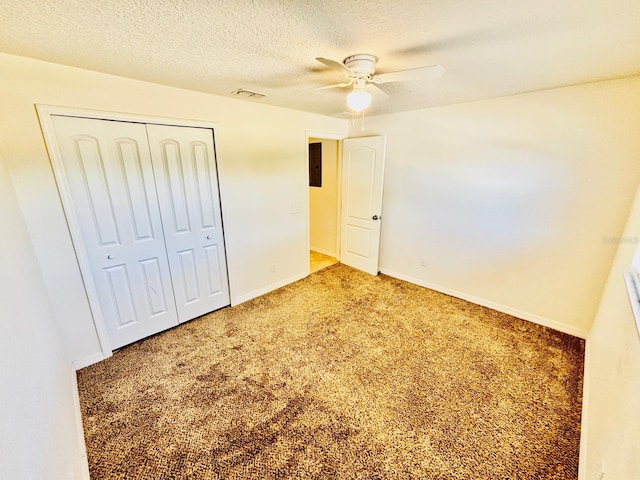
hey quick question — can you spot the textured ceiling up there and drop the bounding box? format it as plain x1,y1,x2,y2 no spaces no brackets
2,0,640,116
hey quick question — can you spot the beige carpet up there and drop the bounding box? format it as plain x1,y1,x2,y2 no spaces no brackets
310,250,338,273
78,264,584,479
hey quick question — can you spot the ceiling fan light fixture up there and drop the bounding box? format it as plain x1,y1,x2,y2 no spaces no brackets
346,87,372,112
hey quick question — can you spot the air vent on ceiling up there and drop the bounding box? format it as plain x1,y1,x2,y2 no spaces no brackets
230,88,267,99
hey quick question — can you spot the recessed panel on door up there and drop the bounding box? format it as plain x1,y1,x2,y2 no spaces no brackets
192,141,217,229
178,248,200,303
139,257,170,316
204,244,224,295
51,115,180,349
118,139,155,241
74,136,121,246
346,225,371,259
162,140,192,234
147,124,230,322
347,149,376,220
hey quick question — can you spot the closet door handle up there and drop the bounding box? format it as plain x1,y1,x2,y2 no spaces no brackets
107,254,114,260
206,235,212,240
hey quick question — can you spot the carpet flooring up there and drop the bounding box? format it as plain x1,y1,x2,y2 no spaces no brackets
77,264,584,479
309,251,338,273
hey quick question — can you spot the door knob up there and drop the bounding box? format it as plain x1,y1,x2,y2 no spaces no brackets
107,254,114,260
372,215,380,220
206,235,212,240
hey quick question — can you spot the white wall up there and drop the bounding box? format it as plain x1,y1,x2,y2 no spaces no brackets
356,77,640,336
4,49,639,476
309,138,339,257
0,146,88,479
0,53,348,366
581,181,640,478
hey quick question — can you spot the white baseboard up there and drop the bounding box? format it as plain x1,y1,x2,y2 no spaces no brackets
70,365,91,480
231,272,308,306
72,352,108,371
310,246,338,258
578,337,591,480
380,269,589,339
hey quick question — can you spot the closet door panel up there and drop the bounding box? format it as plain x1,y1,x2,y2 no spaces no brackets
204,244,224,295
51,115,179,349
147,124,230,322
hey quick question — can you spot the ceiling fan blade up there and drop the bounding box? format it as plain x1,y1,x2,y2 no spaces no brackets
310,81,352,92
373,64,445,84
316,57,354,75
366,84,389,100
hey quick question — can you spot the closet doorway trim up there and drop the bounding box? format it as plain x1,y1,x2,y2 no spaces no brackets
36,104,226,361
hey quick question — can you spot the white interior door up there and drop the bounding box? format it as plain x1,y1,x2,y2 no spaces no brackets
51,115,179,349
146,124,230,322
340,136,386,275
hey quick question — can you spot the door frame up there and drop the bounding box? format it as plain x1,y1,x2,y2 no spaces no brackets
37,104,229,360
305,131,346,275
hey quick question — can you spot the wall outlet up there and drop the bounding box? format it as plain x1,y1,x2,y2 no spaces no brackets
269,264,277,274
419,256,428,267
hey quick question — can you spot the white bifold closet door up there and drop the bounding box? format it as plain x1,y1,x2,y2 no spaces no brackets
50,115,230,349
146,124,230,322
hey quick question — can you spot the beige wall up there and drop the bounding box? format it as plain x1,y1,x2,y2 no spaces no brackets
581,181,640,478
0,53,348,366
355,77,640,336
0,146,88,478
309,138,339,257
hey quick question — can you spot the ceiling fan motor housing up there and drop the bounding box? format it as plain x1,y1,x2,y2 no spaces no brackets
343,54,377,76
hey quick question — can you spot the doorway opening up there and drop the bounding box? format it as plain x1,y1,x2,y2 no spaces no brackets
308,137,340,273
310,250,338,274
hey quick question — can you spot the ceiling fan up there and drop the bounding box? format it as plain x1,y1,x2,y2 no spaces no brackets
315,54,445,111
